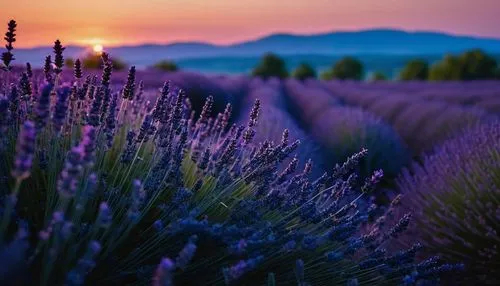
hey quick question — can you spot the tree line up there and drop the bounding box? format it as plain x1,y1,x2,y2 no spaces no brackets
252,50,500,81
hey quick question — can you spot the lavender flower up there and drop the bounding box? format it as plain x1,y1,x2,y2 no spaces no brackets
57,145,84,198
35,83,53,131
66,241,101,285
398,120,500,283
1,20,16,70
175,235,197,270
25,62,32,78
74,58,82,79
152,258,175,286
11,121,36,179
53,39,65,74
52,85,71,133
123,66,136,99
44,55,53,83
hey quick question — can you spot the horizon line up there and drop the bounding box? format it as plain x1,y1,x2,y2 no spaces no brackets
14,26,500,49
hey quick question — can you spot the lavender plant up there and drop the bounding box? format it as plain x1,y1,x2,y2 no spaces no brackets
0,20,460,285
398,121,500,284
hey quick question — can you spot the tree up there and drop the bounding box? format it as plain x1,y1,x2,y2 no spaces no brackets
429,50,498,81
252,53,288,79
459,49,497,80
429,55,463,81
82,53,127,71
331,57,364,80
370,71,388,81
319,70,334,81
399,59,428,81
152,60,179,72
292,62,316,80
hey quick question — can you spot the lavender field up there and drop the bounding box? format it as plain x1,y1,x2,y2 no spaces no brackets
1,19,499,286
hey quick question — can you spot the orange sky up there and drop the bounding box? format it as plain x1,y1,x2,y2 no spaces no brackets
1,0,499,48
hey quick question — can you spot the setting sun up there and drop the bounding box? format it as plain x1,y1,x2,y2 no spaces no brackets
93,44,103,53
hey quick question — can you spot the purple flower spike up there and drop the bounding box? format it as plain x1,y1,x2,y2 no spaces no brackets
152,258,175,286
12,120,36,180
35,83,53,131
52,84,71,133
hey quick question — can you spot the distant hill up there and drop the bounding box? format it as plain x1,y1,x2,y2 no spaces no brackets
12,29,500,69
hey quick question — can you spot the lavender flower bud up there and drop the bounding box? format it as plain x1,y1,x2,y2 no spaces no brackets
43,55,53,83
11,121,36,179
57,146,84,198
96,202,112,228
123,66,136,99
175,235,197,270
66,240,101,286
74,58,82,79
19,72,32,99
137,114,153,143
52,84,71,133
24,63,32,78
152,258,175,286
223,256,264,284
53,39,65,74
1,20,16,70
80,126,97,167
100,52,113,87
35,83,53,131
104,92,118,148
8,84,19,121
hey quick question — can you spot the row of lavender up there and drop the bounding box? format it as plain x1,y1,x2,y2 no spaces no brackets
299,80,496,154
0,20,464,285
279,77,500,283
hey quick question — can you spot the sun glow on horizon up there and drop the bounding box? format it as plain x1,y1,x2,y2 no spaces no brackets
93,44,104,54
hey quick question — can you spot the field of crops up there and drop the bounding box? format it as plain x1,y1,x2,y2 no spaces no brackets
1,21,499,286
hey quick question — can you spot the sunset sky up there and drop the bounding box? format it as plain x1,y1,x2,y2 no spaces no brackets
1,0,499,48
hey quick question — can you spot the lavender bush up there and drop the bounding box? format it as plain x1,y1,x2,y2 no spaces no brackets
398,121,500,284
309,107,409,179
0,20,461,285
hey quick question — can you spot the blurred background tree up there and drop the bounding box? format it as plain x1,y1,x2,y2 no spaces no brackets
429,50,497,81
292,62,316,80
152,60,179,72
459,49,497,80
331,56,364,80
370,71,388,81
320,70,334,81
65,57,75,68
399,59,429,80
429,55,463,81
252,53,289,79
82,53,127,70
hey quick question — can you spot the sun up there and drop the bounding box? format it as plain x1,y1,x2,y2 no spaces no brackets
93,44,104,54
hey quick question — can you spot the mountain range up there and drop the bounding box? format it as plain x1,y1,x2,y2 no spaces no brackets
13,29,500,69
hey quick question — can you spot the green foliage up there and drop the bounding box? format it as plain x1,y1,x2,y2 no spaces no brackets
82,53,127,71
429,50,498,81
319,70,334,81
370,71,388,81
152,60,179,72
331,57,364,80
292,62,316,80
399,59,428,81
459,49,497,80
429,55,463,81
251,53,288,79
